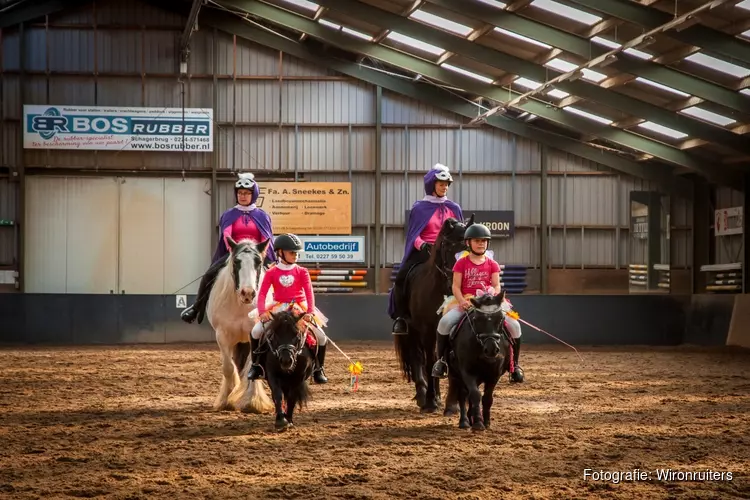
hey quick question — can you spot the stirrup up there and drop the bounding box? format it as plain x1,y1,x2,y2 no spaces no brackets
431,359,448,379
248,363,265,380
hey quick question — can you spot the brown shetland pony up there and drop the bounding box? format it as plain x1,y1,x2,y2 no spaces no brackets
393,214,474,413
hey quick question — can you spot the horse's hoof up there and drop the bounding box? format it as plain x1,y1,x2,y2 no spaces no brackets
471,421,486,432
459,418,470,429
275,417,289,431
415,388,427,409
443,402,458,416
420,405,438,414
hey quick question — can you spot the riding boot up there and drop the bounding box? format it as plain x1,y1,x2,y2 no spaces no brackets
247,338,266,381
431,335,450,379
510,336,524,383
391,284,409,335
180,259,222,324
312,344,328,384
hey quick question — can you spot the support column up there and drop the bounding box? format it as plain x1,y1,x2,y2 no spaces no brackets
692,175,710,294
744,173,749,293
374,86,382,294
540,144,548,294
17,22,25,292
210,28,219,253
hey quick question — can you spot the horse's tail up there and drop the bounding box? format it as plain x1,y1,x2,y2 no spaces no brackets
291,380,311,411
394,333,422,383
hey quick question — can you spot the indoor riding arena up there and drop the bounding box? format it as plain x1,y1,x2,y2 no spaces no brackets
2,0,750,498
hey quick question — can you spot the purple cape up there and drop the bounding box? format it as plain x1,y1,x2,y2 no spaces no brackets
402,199,463,264
387,199,463,316
211,207,275,264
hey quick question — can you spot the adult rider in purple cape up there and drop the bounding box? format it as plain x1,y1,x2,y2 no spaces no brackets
180,172,276,324
389,163,464,335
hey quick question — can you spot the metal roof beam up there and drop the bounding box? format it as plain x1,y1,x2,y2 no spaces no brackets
425,0,750,115
563,0,750,67
211,0,742,188
193,7,696,195
310,0,750,156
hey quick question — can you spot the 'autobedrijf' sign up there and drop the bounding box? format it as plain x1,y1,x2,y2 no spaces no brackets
405,210,515,237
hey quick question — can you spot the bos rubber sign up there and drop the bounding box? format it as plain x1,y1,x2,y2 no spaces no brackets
23,105,214,151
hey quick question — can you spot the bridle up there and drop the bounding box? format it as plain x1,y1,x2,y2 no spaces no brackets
265,317,306,370
464,305,508,353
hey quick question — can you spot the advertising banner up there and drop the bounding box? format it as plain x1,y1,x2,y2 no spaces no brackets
23,105,214,151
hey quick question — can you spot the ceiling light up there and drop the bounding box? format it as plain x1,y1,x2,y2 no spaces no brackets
494,27,551,48
563,107,613,125
442,63,494,83
531,0,601,25
679,107,736,126
279,0,318,11
638,121,688,139
386,32,445,56
685,53,750,78
409,10,473,36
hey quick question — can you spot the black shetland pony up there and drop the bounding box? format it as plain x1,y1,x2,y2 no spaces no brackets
262,311,316,431
447,290,512,432
394,214,474,413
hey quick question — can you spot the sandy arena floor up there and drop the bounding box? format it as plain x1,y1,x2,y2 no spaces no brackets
0,341,749,499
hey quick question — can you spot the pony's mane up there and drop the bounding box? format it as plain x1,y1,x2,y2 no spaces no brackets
267,311,301,339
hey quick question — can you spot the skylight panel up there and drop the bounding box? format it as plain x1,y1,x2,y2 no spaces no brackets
679,107,736,127
547,89,569,99
634,77,690,98
441,63,494,84
531,0,602,25
740,30,750,40
563,106,613,125
342,27,371,41
741,88,750,96
319,19,341,30
638,121,688,139
513,77,569,98
737,0,750,10
476,0,507,8
386,32,445,56
545,58,606,83
410,10,473,36
591,36,653,60
279,0,318,11
684,53,750,78
494,27,551,48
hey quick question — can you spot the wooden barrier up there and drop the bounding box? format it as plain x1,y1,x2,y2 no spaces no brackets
701,263,743,293
390,263,528,294
303,267,369,294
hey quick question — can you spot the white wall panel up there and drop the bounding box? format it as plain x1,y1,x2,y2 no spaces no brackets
24,177,68,293
118,178,165,294
65,178,118,293
163,179,212,295
24,177,118,293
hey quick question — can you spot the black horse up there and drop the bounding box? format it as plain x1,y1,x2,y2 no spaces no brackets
446,291,513,431
394,214,474,413
261,310,316,431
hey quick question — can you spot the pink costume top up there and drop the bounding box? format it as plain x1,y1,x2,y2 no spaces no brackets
223,213,263,249
257,263,315,315
453,256,501,296
414,207,457,250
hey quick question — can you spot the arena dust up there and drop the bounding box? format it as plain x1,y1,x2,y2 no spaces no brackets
0,342,748,499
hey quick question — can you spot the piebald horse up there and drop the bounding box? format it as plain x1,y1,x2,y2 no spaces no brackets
207,236,274,413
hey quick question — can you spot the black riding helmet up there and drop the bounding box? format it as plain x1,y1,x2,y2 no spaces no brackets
464,223,492,240
274,233,304,252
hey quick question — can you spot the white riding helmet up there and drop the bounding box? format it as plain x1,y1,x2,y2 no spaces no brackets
432,163,453,182
235,172,256,189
